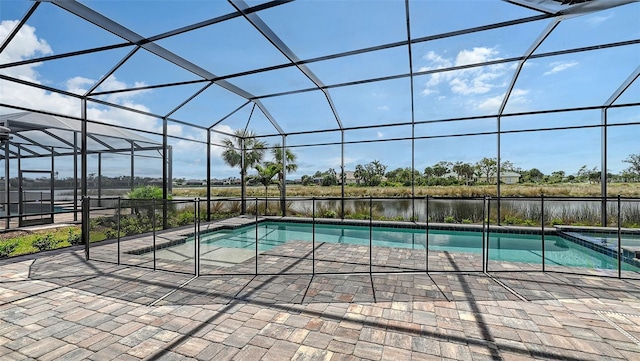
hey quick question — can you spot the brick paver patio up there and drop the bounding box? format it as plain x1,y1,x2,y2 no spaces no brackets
2,224,640,360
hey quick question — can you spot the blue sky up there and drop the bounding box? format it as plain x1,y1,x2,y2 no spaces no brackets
1,0,639,181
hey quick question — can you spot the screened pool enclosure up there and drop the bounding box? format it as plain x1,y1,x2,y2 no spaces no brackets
0,1,639,277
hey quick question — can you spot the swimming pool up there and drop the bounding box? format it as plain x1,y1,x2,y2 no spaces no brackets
190,222,639,271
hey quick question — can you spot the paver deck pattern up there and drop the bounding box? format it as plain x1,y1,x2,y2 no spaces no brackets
2,219,640,360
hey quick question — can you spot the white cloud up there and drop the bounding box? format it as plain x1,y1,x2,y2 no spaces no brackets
377,131,383,138
543,61,578,76
65,76,94,95
422,51,452,68
421,88,437,96
0,20,52,82
0,20,161,132
418,47,507,97
378,105,389,111
455,47,499,66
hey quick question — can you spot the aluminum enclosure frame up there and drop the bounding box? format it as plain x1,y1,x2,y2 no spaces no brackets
0,0,638,231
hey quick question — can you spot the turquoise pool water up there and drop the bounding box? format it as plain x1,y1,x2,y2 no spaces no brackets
196,222,639,271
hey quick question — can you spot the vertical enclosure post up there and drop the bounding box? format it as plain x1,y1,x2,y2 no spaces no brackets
312,197,316,275
130,142,135,192
255,197,258,275
4,142,9,229
341,130,345,219
486,197,491,272
281,136,287,217
369,196,373,275
207,130,211,222
97,153,102,206
81,99,87,200
83,196,89,260
163,117,169,229
482,196,486,273
618,195,622,279
17,146,21,219
601,109,608,227
241,138,246,214
73,131,78,221
541,194,545,273
194,198,198,276
117,197,121,265
197,198,200,276
152,198,156,271
50,146,54,216
425,196,429,273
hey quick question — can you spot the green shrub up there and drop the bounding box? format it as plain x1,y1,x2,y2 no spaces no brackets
550,218,563,226
0,241,18,258
462,218,472,224
320,209,337,218
177,210,195,225
126,185,166,200
33,234,59,252
444,216,456,223
68,228,83,245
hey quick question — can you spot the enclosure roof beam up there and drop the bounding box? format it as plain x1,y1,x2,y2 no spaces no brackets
242,39,640,101
76,14,551,98
0,74,82,99
164,83,214,119
48,0,270,106
87,134,117,152
11,137,44,157
0,2,40,53
253,100,284,134
85,47,140,97
231,0,344,129
0,43,132,70
497,18,561,117
41,129,76,148
0,143,20,158
604,65,640,108
209,101,252,130
11,133,57,155
0,1,291,71
49,0,286,135
147,0,294,43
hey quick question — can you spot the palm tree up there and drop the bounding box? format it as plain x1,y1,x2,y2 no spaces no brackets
253,163,281,198
272,143,298,192
272,143,297,215
221,129,266,213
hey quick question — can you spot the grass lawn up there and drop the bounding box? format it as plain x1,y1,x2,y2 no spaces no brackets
0,226,82,258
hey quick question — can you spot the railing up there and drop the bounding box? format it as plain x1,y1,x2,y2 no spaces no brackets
0,192,78,228
82,195,640,279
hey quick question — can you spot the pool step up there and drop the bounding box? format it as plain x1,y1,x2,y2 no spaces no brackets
558,231,640,269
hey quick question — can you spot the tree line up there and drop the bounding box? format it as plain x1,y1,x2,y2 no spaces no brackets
220,129,640,190
302,153,640,187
